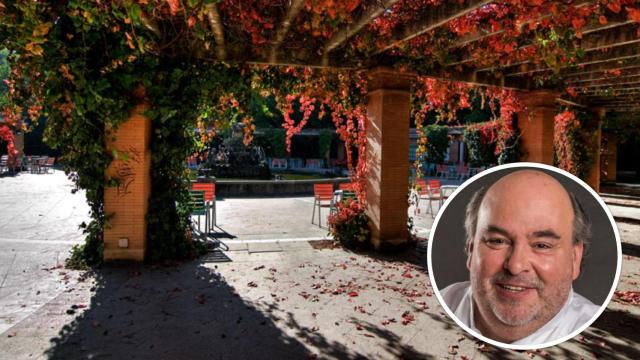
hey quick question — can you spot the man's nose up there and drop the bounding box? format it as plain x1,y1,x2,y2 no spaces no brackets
504,243,532,275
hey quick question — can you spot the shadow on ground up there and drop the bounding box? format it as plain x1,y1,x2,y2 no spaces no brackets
43,257,377,359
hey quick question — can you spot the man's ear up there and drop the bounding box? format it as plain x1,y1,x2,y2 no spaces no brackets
572,241,584,281
466,239,474,271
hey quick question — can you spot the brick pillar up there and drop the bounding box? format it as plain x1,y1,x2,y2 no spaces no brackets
365,68,413,250
585,108,604,192
600,132,617,182
104,89,151,261
518,91,559,165
14,131,24,158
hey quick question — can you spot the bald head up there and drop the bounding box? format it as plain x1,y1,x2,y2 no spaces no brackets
465,169,591,258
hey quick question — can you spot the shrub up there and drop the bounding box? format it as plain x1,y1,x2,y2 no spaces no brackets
327,200,371,249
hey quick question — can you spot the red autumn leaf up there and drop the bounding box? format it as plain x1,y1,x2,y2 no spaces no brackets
627,7,640,22
566,87,578,98
608,1,622,13
167,0,180,15
348,291,359,297
599,15,608,25
402,270,413,279
571,17,586,30
187,16,195,28
401,311,414,325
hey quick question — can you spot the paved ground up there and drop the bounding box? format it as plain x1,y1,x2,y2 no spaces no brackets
0,171,639,359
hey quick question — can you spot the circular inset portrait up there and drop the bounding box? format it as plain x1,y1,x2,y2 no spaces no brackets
427,162,621,350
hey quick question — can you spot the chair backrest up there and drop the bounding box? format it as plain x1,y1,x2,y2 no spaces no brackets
38,156,48,165
415,179,428,195
341,191,358,204
188,190,206,212
339,182,354,191
192,182,215,202
428,179,441,192
314,183,334,200
46,157,55,166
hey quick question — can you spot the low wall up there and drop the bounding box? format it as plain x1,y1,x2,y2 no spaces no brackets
213,178,350,197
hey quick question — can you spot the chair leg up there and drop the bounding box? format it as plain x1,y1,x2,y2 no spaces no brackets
318,203,322,228
311,199,317,224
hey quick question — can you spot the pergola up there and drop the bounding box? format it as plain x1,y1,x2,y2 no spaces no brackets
9,1,635,261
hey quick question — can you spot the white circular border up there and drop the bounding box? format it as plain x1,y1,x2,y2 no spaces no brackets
426,162,623,350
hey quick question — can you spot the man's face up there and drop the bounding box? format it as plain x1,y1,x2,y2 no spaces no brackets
466,171,583,342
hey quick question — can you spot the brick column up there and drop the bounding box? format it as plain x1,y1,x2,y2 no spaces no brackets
585,108,604,192
104,89,152,261
600,132,617,183
14,131,24,158
518,90,559,165
365,68,413,250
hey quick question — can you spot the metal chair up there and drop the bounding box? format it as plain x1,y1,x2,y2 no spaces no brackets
312,183,334,227
415,179,444,218
189,190,209,233
192,182,216,231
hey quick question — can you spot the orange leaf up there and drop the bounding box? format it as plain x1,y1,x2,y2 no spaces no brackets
167,0,180,15
599,15,608,25
608,1,621,13
626,7,640,23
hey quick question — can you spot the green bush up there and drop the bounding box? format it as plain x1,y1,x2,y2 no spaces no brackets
423,125,449,164
318,129,333,159
464,125,496,166
265,128,287,158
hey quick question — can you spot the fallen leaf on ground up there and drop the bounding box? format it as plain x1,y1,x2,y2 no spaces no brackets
7,332,16,338
448,345,458,355
247,281,258,288
401,311,414,325
253,265,265,271
613,290,640,305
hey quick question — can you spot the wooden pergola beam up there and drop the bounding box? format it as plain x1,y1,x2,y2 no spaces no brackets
566,67,640,83
268,0,306,63
576,75,640,88
375,0,492,55
504,43,640,77
556,98,589,108
581,86,640,95
474,24,640,73
561,62,640,79
205,3,226,60
324,0,400,54
579,23,640,52
450,10,628,67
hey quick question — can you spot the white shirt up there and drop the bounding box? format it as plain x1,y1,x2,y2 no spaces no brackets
440,281,600,345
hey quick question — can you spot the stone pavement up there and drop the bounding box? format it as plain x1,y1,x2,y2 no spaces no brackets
0,171,639,359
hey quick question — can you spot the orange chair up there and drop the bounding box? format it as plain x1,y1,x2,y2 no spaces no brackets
312,183,335,227
415,179,444,217
192,182,216,231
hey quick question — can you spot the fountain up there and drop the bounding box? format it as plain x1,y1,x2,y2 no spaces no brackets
202,122,271,179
